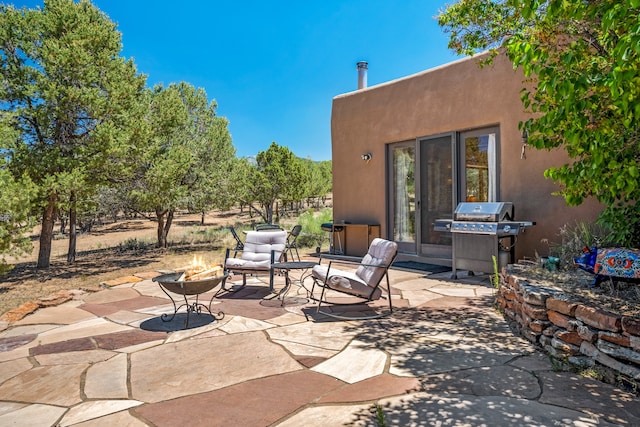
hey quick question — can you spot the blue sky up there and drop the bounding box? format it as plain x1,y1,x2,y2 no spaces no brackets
11,1,461,161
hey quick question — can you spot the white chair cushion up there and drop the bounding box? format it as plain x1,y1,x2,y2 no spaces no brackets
312,264,382,300
226,230,287,270
242,230,286,260
225,258,271,270
355,238,397,286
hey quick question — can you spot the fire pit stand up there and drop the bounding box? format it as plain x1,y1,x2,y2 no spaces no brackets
153,272,228,328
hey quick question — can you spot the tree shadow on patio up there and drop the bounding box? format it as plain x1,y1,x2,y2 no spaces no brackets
335,296,640,426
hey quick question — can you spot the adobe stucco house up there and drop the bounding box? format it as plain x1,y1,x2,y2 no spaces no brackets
330,53,601,267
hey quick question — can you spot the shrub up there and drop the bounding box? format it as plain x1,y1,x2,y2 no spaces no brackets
179,226,228,245
598,203,640,249
117,238,150,252
296,208,332,250
297,208,332,235
552,221,614,268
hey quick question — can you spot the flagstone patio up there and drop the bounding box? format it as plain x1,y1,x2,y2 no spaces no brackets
0,264,639,426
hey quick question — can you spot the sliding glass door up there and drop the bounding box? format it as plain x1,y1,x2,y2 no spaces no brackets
387,126,499,259
418,134,455,257
389,142,416,253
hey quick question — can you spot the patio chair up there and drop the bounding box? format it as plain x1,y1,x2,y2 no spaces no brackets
310,238,398,320
285,225,302,261
229,226,244,257
224,230,287,292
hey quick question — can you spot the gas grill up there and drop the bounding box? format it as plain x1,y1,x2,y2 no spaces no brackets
434,202,535,278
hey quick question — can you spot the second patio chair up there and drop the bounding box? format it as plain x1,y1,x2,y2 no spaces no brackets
223,230,287,292
285,225,302,261
310,238,398,320
229,226,244,257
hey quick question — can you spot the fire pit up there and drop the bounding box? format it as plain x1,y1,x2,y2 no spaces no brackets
153,264,227,329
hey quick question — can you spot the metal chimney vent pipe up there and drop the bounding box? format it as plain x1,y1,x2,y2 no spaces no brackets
357,61,368,89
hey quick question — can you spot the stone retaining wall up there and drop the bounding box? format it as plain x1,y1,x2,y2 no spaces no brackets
498,273,640,381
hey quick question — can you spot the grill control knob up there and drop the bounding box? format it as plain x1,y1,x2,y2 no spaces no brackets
503,225,511,233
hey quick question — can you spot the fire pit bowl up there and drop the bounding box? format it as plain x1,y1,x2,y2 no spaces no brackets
153,272,227,295
152,272,228,328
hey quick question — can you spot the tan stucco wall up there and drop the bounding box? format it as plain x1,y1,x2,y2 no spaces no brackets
330,53,601,260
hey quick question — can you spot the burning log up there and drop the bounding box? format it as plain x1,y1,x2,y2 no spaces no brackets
187,265,223,281
174,255,223,281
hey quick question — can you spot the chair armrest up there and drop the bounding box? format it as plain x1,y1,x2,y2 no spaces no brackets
336,261,391,271
359,261,393,269
223,247,236,271
321,260,335,283
320,261,364,281
318,256,362,267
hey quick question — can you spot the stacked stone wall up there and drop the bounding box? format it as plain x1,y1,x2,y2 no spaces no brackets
498,273,640,381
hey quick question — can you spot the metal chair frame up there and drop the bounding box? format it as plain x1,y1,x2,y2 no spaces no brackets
286,224,302,261
229,226,244,257
310,240,398,320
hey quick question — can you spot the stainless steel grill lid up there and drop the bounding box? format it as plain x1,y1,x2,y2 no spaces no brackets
453,202,513,222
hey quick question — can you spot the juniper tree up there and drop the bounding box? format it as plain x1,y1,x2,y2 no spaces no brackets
0,0,146,267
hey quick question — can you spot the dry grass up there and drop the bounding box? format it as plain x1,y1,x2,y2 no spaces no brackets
0,210,252,316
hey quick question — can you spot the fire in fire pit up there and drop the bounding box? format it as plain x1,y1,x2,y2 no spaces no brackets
174,255,224,282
